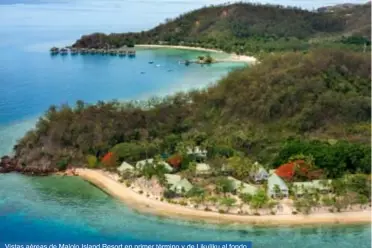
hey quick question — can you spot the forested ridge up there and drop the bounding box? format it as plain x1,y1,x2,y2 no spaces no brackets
72,2,371,55
2,49,370,178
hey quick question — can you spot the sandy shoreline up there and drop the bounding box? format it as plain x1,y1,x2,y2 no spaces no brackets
136,44,257,64
76,168,371,226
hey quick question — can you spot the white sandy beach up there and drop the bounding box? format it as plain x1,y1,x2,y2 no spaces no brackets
75,168,371,226
136,44,257,64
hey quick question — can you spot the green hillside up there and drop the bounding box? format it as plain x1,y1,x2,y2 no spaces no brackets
72,2,371,55
10,49,371,173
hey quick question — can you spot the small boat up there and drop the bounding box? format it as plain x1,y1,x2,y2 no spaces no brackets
140,72,145,74
156,64,161,67
167,69,173,72
148,61,154,64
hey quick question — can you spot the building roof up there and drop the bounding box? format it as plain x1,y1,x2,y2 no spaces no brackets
187,146,207,156
293,181,314,195
165,174,182,185
250,163,269,177
171,178,193,193
165,174,192,193
268,173,288,191
228,176,258,195
117,161,134,173
312,179,332,190
293,180,332,195
195,163,211,173
257,166,269,175
135,158,173,172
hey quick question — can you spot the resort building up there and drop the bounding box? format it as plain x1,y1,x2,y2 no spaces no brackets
117,161,134,174
293,179,332,196
269,169,276,175
187,146,207,159
136,158,173,172
312,179,332,193
220,164,232,175
250,162,269,183
195,163,211,175
228,176,258,195
267,173,289,198
292,181,313,196
165,174,193,193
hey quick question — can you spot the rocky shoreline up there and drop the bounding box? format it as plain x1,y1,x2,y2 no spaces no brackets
0,155,75,176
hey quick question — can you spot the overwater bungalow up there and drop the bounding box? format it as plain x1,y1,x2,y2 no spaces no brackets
70,48,78,55
79,48,88,55
127,48,136,57
60,48,68,55
50,47,59,55
89,48,97,55
109,50,118,56
118,50,126,57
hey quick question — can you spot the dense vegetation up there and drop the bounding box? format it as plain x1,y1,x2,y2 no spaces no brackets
6,49,370,178
72,2,371,55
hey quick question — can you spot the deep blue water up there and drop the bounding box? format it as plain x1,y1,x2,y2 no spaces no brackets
0,0,371,246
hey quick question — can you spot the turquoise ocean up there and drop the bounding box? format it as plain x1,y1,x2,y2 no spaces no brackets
0,0,370,247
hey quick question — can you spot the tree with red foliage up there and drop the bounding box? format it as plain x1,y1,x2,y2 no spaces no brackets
167,154,183,170
276,155,323,181
275,161,296,181
101,152,118,168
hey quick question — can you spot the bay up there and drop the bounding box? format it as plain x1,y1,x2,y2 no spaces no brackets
0,0,370,247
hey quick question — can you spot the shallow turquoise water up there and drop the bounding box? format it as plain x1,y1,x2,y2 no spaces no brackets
0,0,244,155
0,0,371,246
0,174,370,247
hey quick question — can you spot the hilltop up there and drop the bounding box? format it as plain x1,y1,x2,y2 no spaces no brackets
72,2,371,55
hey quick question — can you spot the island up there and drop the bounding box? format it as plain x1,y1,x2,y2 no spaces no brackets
71,2,370,56
2,2,371,226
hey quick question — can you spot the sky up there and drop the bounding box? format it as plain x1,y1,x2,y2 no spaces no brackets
0,0,369,35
